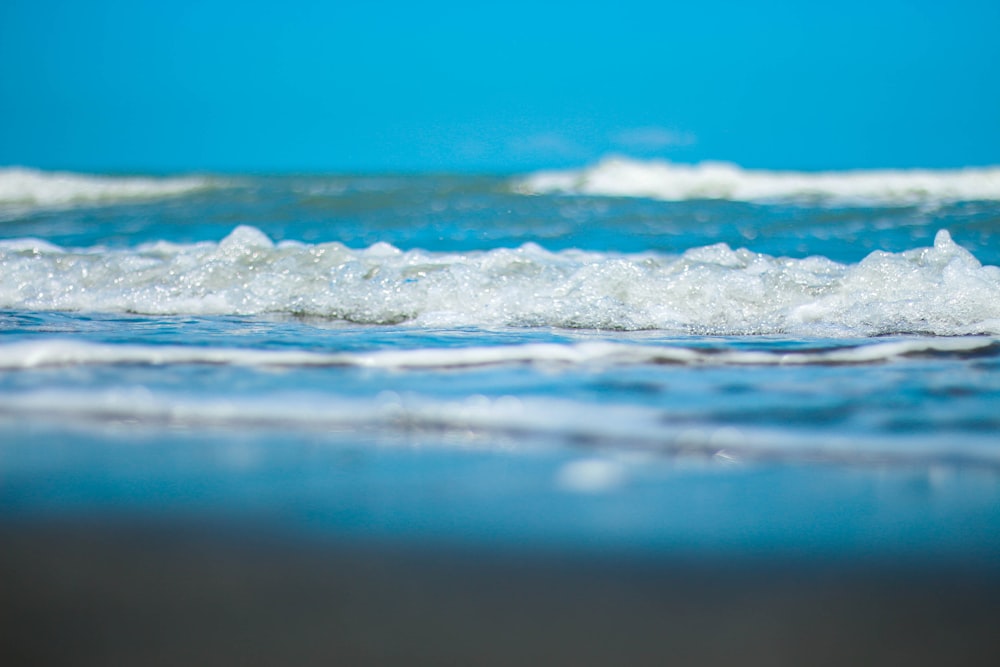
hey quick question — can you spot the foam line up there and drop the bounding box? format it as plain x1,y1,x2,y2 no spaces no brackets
0,338,994,371
1,388,998,467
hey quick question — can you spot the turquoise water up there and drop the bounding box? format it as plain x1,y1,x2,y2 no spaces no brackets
2,165,1000,561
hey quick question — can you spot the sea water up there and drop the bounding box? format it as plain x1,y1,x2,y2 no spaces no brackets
2,160,1000,560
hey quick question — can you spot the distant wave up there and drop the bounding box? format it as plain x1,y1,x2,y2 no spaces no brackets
0,166,213,208
516,157,1000,205
2,226,999,336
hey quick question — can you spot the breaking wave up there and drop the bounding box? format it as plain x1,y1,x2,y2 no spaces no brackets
1,225,999,336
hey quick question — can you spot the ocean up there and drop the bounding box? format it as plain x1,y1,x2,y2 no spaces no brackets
2,158,1000,664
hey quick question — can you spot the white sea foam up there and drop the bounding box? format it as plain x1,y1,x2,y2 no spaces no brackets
517,156,1000,204
0,166,212,208
1,387,997,466
2,226,999,336
0,337,994,372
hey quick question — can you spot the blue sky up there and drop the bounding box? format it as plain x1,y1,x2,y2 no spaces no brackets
1,0,998,173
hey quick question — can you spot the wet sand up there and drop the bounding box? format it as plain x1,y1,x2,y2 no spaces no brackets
2,516,999,666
